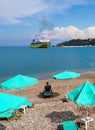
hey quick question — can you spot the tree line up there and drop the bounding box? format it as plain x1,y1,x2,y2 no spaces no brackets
57,38,95,47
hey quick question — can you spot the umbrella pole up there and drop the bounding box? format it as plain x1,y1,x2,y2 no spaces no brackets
64,81,69,101
19,89,22,95
85,107,89,118
67,84,68,94
86,109,88,117
66,81,68,94
64,82,68,97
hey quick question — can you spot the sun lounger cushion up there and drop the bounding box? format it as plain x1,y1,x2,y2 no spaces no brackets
62,120,78,130
44,92,53,97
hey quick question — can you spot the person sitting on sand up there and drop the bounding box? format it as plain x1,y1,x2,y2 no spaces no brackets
43,82,53,95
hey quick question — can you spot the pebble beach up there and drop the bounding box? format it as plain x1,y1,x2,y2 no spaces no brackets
0,72,95,130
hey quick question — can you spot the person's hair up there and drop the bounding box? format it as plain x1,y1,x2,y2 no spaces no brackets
46,82,49,85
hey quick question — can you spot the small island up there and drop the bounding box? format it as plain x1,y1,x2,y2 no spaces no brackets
56,38,95,47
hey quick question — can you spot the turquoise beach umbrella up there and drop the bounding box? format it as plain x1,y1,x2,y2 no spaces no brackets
67,81,95,128
67,81,95,106
52,71,80,80
0,92,32,118
1,74,38,90
52,71,80,93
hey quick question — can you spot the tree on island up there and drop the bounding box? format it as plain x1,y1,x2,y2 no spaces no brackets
56,38,95,47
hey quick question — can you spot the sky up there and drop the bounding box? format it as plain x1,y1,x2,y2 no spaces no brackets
0,0,95,46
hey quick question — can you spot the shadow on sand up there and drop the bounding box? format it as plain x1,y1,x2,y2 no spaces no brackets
0,124,6,130
37,92,60,99
57,124,63,130
46,111,78,123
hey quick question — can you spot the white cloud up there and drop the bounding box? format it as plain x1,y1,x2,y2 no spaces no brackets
46,0,87,13
0,0,87,25
0,0,47,24
35,26,95,42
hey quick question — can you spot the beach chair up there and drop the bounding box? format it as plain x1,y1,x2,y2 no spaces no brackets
19,105,27,114
63,95,70,102
62,120,78,130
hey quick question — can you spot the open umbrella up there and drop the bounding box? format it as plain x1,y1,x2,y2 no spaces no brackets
0,92,32,118
67,81,95,106
52,71,80,93
67,81,95,130
0,74,38,94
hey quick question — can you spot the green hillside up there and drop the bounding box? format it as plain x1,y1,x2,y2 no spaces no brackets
57,38,95,47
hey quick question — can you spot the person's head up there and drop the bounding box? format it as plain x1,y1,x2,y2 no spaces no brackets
46,82,49,85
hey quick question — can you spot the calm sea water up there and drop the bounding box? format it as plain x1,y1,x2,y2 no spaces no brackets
0,46,95,81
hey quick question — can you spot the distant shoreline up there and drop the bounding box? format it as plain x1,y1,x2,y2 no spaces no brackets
0,70,95,81
57,38,95,47
61,45,95,48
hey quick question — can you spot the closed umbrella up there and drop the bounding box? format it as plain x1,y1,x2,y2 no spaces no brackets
67,81,95,130
52,71,80,93
0,74,38,94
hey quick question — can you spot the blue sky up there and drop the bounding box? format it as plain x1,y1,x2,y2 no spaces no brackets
0,0,95,46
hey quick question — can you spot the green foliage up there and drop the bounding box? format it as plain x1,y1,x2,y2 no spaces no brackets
57,38,95,46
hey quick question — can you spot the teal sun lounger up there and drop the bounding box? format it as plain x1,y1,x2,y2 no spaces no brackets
62,120,78,130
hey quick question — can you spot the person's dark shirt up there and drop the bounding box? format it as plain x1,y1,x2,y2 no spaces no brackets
45,85,51,92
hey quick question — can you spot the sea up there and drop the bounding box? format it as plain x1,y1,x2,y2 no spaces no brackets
0,46,95,81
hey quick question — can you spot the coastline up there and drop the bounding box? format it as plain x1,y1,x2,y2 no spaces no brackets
1,69,95,81
61,45,95,48
0,72,95,130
